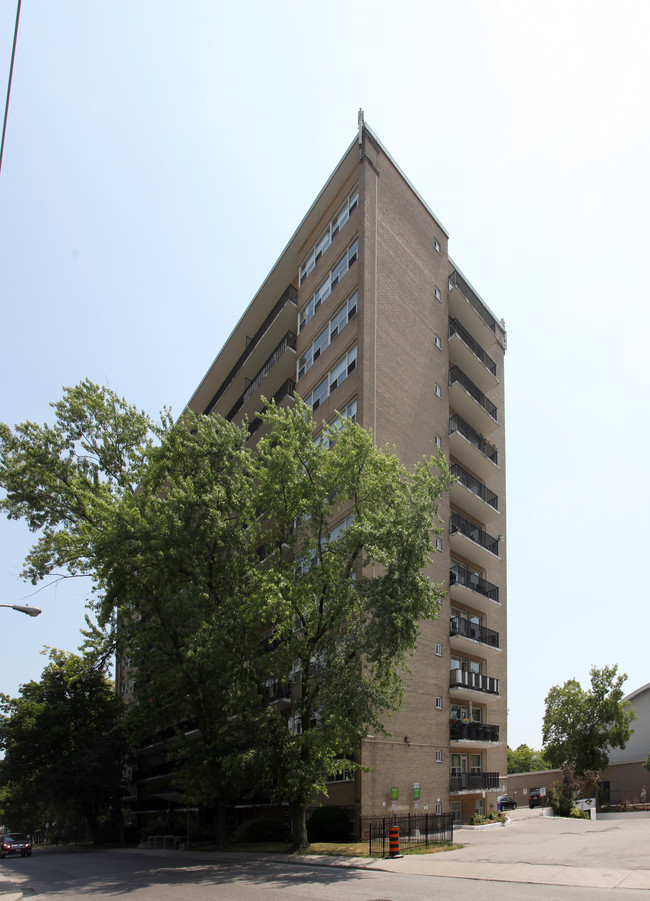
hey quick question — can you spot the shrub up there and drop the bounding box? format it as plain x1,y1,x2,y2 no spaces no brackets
307,806,351,842
569,807,590,819
229,817,286,843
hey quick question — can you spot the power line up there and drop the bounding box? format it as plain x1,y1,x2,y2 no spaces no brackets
0,0,22,178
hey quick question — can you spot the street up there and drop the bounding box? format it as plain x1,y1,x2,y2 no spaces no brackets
0,846,645,901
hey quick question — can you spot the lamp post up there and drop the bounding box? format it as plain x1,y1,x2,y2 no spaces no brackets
0,604,42,617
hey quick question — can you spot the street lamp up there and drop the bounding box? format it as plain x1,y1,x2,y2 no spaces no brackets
0,604,42,617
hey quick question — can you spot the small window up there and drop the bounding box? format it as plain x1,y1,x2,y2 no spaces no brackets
435,801,442,814
435,537,442,551
435,750,443,764
435,434,442,448
434,286,441,301
434,334,442,350
434,238,441,254
434,383,441,398
435,643,442,656
435,696,443,709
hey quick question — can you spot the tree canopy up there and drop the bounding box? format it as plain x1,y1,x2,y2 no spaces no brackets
542,665,635,776
1,381,451,850
0,650,125,840
507,744,548,774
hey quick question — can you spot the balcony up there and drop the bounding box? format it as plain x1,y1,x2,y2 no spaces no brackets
450,668,499,696
449,564,499,613
227,330,297,423
450,721,500,743
448,270,501,352
449,414,498,480
449,367,498,436
204,284,298,415
450,616,499,649
264,681,292,708
450,512,500,567
450,463,499,524
248,379,297,439
448,318,497,393
449,771,500,793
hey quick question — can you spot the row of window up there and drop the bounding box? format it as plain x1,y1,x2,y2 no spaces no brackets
304,344,357,411
298,291,358,381
299,185,359,286
299,237,359,333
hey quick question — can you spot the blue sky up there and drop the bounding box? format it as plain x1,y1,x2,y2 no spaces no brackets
1,0,649,751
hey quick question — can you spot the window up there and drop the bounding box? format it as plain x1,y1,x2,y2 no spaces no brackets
434,286,441,301
435,434,442,448
435,802,442,815
316,398,358,448
435,537,442,551
470,754,482,773
434,238,441,253
435,334,442,349
435,643,442,656
451,802,461,821
297,291,358,381
299,237,359,332
435,750,443,763
435,696,443,709
299,186,359,286
305,345,357,411
434,383,441,397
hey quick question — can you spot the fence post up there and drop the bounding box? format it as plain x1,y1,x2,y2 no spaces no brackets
425,812,429,848
368,822,372,858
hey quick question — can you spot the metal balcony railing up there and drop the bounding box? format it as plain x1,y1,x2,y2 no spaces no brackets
449,414,498,466
450,616,499,648
204,284,297,414
449,564,499,602
450,721,500,742
248,379,297,437
449,771,500,792
450,668,499,694
450,463,498,511
227,331,297,421
450,513,499,556
448,270,497,335
448,318,497,376
449,367,497,422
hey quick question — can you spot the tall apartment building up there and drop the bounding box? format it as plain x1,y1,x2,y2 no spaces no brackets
184,119,507,827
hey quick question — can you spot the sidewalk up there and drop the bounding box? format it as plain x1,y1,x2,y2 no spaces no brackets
0,874,22,901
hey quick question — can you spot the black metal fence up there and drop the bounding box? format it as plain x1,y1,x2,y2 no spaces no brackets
360,812,454,857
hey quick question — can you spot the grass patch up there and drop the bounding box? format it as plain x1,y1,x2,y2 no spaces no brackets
302,841,463,857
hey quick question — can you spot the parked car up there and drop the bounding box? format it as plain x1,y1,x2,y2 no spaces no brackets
497,794,517,810
0,833,32,858
529,788,547,808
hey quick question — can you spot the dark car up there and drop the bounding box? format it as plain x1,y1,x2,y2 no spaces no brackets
497,794,517,810
529,788,547,808
0,833,32,858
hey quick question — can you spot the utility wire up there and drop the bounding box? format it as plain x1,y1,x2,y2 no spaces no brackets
0,0,22,177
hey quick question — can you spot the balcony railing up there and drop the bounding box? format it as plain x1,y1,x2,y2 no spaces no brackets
264,681,292,703
450,564,499,602
450,721,500,743
450,463,498,511
448,271,496,335
449,414,498,466
248,379,297,437
204,284,297,414
450,512,499,556
448,318,497,376
449,771,500,792
227,330,297,421
450,616,499,648
449,367,497,423
450,668,499,694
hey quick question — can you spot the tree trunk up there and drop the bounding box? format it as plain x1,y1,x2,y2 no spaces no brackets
290,804,308,852
214,799,229,849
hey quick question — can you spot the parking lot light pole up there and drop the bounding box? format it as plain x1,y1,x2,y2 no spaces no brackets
0,604,42,617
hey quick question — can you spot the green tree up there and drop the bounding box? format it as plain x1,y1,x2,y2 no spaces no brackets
507,743,548,774
1,384,451,852
542,665,635,776
0,650,126,840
